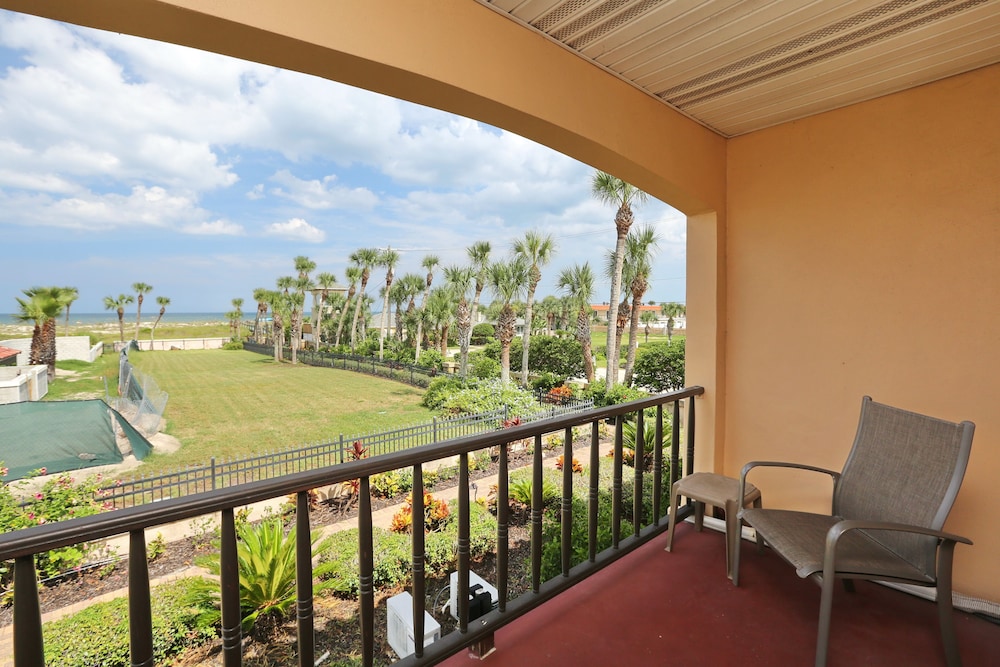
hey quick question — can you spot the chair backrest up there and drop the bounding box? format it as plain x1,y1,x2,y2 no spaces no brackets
834,396,974,575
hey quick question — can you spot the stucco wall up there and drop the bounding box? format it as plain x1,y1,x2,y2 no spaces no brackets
726,64,1000,601
0,336,102,365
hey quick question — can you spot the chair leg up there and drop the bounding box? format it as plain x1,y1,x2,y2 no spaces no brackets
816,574,836,667
936,542,963,667
732,511,743,587
664,481,680,552
724,498,737,581
753,496,765,553
694,500,705,531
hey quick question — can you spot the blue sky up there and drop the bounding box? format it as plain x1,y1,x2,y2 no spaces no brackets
0,10,686,315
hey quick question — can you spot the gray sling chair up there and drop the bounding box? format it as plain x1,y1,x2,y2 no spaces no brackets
733,396,975,667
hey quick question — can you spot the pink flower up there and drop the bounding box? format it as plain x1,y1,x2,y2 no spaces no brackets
39,467,46,475
26,512,34,520
0,467,8,477
34,493,43,500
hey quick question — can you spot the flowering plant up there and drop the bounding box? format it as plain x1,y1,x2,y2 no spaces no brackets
390,491,450,533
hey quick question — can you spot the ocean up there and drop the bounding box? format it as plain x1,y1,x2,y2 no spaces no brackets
0,312,227,327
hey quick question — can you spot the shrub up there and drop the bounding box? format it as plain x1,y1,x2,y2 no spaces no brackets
530,371,565,392
189,519,333,639
584,379,647,408
469,354,500,379
421,376,468,410
439,379,539,418
526,336,584,378
470,323,495,344
416,348,444,370
389,491,451,534
370,468,413,499
43,577,213,667
222,340,244,350
632,337,685,391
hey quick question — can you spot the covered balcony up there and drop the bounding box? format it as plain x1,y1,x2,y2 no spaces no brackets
0,1,998,666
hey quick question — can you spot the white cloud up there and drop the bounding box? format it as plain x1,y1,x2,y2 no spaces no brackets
182,219,245,236
264,218,325,243
269,170,378,210
247,184,265,200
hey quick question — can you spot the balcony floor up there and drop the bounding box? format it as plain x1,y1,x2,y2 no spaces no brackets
441,521,999,667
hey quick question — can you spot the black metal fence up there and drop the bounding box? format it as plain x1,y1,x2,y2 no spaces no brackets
97,399,594,508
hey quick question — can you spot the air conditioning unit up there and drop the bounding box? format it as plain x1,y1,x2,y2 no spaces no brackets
386,591,440,659
448,570,499,621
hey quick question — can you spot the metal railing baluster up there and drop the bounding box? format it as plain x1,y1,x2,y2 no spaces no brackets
359,478,374,667
220,508,242,667
295,491,315,667
128,529,153,667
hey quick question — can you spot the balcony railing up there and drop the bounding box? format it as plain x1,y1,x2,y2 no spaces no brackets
0,386,703,667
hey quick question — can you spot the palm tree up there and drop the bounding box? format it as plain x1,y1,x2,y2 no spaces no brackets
466,240,491,349
62,286,79,331
661,302,686,342
288,289,305,364
395,273,423,344
557,263,597,383
377,247,400,360
512,231,556,386
592,170,647,387
263,290,286,362
150,296,171,344
443,265,474,375
422,286,455,357
132,282,153,342
486,258,530,384
621,225,660,384
314,271,338,347
230,298,244,340
336,266,361,348
275,276,296,358
641,311,658,343
414,254,439,360
350,248,380,352
538,295,560,336
252,288,269,343
14,287,66,380
104,293,135,343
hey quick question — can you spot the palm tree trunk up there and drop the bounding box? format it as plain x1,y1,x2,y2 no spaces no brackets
605,234,627,387
519,285,537,386
117,309,126,343
577,308,595,383
624,295,643,385
456,298,471,377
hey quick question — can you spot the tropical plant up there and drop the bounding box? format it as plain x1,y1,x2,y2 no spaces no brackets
413,254,439,360
557,263,597,382
61,286,79,331
335,265,361,347
349,247,379,352
251,287,269,344
188,519,332,639
150,296,171,344
313,271,338,347
660,301,686,342
288,288,305,364
621,224,660,385
620,416,671,470
131,282,153,342
377,246,400,360
512,230,556,386
443,265,474,375
525,335,584,379
103,293,135,343
466,240,491,353
486,258,530,383
641,310,658,343
14,287,68,379
229,297,244,340
389,491,451,533
591,170,648,387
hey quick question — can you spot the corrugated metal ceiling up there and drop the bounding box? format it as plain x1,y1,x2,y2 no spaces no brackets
480,0,1000,137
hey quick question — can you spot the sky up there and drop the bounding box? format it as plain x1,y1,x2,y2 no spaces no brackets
0,10,686,316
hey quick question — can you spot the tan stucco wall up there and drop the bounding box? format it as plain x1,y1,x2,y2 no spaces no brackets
726,64,1000,601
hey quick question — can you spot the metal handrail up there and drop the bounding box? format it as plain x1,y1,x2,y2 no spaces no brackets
1,385,703,667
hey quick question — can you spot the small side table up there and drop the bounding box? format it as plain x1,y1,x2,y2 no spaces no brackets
665,472,762,580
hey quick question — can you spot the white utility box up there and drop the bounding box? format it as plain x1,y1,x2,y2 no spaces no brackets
448,570,499,620
386,591,440,659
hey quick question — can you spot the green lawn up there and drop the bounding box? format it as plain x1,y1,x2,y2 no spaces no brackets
116,349,433,475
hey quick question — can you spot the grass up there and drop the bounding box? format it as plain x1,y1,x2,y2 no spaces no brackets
127,349,433,474
46,356,119,401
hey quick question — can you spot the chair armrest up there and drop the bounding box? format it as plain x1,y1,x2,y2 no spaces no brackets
739,461,841,510
826,519,973,548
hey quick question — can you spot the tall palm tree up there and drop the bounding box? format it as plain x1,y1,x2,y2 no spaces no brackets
252,287,269,344
314,271,338,347
288,289,305,364
538,295,560,336
620,225,660,384
661,301,686,342
263,290,286,362
131,282,153,342
641,311,658,343
62,286,79,331
413,254,439,361
396,273,424,344
14,287,66,380
104,293,135,343
350,248,380,352
486,258,530,384
336,265,361,348
558,264,597,383
377,247,400,360
230,298,244,340
512,230,556,386
275,276,296,358
443,265,474,376
591,170,647,387
150,296,171,344
466,241,491,348
422,286,455,357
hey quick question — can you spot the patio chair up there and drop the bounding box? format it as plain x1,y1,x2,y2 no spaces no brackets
734,396,975,667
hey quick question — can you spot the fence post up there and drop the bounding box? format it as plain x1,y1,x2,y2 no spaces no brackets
211,457,216,491
339,434,345,464
503,404,509,424
432,417,437,443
